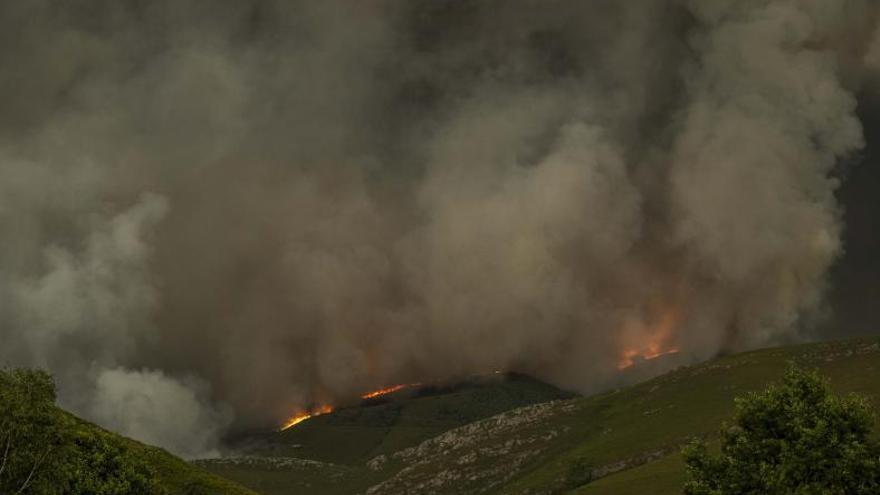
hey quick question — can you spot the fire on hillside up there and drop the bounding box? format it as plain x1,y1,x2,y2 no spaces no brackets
617,305,682,370
279,404,334,431
360,383,422,400
278,382,423,431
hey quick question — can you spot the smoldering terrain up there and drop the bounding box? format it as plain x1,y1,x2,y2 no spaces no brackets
2,0,880,458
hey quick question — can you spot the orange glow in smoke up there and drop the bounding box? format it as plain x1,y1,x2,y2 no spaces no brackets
360,383,421,400
279,404,334,431
617,305,682,370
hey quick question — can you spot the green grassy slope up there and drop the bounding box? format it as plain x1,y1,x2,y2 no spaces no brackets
575,452,687,495
505,337,880,494
353,337,880,494
131,442,258,495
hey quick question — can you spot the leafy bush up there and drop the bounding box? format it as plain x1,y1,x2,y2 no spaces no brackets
562,457,594,490
683,366,880,495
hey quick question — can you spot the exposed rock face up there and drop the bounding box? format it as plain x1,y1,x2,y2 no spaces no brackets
196,456,336,470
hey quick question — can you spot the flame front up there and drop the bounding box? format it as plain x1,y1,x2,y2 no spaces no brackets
279,404,333,431
361,383,420,400
617,347,680,370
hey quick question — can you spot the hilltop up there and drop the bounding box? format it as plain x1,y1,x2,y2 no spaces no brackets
196,337,880,494
197,373,575,494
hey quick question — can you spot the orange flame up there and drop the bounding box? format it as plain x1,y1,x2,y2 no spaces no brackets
617,347,680,370
360,383,421,400
617,305,682,370
279,404,333,431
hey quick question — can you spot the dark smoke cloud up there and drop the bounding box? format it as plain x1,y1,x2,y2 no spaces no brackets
1,0,878,457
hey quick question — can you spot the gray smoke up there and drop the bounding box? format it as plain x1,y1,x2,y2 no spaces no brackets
0,0,877,457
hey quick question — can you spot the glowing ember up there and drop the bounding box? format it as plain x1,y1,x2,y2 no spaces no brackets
279,404,333,431
361,383,421,400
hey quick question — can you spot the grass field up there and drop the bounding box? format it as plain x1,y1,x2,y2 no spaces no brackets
576,452,687,495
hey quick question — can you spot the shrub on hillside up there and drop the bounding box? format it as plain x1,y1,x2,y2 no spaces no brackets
683,366,880,494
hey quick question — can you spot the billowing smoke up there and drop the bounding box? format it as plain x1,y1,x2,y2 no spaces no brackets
0,0,877,457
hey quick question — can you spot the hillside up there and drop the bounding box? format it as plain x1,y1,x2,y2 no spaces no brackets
62,412,259,495
198,337,880,494
197,373,575,494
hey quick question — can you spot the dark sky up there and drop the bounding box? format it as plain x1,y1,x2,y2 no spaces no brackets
830,93,880,338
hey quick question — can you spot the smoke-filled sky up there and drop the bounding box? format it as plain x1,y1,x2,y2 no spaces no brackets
2,0,880,458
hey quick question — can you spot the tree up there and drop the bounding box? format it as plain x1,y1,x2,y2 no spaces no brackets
0,369,65,494
0,368,162,494
683,366,880,495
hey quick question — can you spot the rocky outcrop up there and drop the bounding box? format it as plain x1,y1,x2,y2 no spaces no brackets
364,400,576,494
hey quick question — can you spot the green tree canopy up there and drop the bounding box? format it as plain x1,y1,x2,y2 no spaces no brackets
0,368,161,494
684,366,880,495
0,368,64,494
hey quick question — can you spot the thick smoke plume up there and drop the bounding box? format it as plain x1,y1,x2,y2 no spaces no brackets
1,0,878,457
